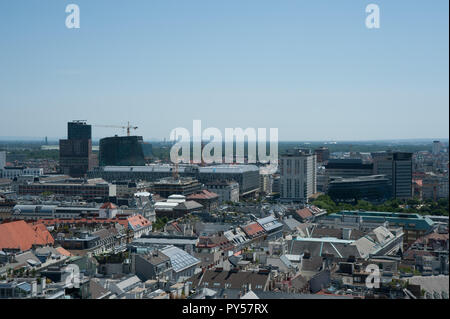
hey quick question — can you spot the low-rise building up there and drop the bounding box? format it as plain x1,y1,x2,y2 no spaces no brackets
17,178,116,201
187,190,219,211
205,181,240,203
188,269,271,292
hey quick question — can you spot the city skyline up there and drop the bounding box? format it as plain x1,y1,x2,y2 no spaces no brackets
0,0,449,141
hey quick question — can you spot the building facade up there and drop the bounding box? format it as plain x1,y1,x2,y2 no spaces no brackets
327,175,391,203
280,149,317,203
99,136,146,166
372,152,413,200
205,181,240,203
59,121,94,178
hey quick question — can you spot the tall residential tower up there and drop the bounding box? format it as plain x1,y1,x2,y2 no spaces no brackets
279,149,317,203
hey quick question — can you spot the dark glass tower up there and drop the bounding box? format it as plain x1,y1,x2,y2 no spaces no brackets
68,121,92,140
59,121,93,177
99,135,146,166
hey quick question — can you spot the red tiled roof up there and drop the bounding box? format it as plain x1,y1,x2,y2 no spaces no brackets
0,220,54,251
56,246,73,257
187,190,219,200
197,235,232,249
242,222,265,237
296,208,313,220
172,222,182,233
127,215,151,230
100,202,117,209
424,232,449,241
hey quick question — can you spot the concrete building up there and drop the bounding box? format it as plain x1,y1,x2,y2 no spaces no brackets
112,180,149,198
0,151,5,170
280,149,317,203
205,181,240,203
187,190,219,211
198,165,260,197
88,164,260,197
322,211,434,248
272,175,281,194
133,251,172,281
17,178,116,201
432,141,442,156
314,147,330,163
259,173,273,195
1,167,44,179
422,173,449,200
151,177,202,198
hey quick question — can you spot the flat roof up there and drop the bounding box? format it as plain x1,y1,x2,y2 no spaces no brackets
293,237,355,244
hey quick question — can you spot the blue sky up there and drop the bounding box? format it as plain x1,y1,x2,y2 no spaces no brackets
0,0,448,141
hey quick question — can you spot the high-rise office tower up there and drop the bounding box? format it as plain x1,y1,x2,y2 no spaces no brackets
279,149,317,203
372,151,413,200
59,121,93,177
432,140,442,156
314,147,330,163
99,135,146,166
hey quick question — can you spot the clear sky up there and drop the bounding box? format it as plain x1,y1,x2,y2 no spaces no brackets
0,0,448,141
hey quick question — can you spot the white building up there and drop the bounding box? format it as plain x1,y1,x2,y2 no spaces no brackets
0,151,6,169
432,141,442,156
279,149,317,203
1,167,44,179
205,181,240,203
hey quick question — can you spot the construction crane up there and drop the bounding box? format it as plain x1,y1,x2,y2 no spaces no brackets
94,122,138,136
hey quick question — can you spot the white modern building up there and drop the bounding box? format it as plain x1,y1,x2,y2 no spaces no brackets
1,167,44,179
279,149,317,203
432,140,442,155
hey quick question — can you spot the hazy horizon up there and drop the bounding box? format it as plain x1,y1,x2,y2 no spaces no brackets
0,136,448,144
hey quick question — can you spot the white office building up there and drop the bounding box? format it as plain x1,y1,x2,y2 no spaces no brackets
1,167,44,179
432,141,442,155
0,151,6,169
279,149,317,203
